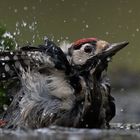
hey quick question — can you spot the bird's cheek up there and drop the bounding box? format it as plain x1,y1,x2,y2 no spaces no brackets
71,51,84,65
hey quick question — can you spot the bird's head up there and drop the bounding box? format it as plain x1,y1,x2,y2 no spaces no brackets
69,38,129,73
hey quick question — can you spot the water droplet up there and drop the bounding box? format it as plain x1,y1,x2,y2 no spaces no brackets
128,9,132,13
107,57,111,62
126,124,131,130
43,113,46,117
32,6,36,10
2,73,6,78
81,118,84,122
72,17,77,22
120,88,125,92
65,36,69,40
82,20,86,23
120,125,124,129
105,32,109,35
50,113,53,116
22,20,27,27
24,6,28,11
10,52,14,55
85,24,89,28
132,33,135,37
3,104,8,111
16,22,19,27
85,124,89,127
0,57,5,60
2,63,5,66
136,28,139,32
97,17,101,20
3,32,13,39
14,9,18,13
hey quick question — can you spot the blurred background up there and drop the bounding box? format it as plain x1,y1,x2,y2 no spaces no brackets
0,0,140,123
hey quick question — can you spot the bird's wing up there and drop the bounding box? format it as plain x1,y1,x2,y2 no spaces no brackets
0,40,72,112
0,40,74,128
0,51,30,80
0,40,71,81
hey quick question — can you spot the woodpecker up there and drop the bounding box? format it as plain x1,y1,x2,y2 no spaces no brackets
0,38,128,129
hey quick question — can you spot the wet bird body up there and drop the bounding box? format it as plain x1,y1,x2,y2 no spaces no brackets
0,38,128,129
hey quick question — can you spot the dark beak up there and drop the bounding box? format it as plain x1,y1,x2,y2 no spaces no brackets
99,41,129,58
81,41,129,72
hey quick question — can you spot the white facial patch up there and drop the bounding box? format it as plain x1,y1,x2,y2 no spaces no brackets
71,43,93,65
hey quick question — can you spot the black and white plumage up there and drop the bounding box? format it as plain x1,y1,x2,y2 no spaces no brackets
0,38,128,129
0,40,71,80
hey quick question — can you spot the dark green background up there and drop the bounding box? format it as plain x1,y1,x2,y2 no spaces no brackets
0,0,139,73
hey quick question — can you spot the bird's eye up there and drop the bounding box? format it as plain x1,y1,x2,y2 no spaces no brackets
84,45,93,53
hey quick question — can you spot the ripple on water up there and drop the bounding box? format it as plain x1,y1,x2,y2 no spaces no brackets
0,124,140,140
